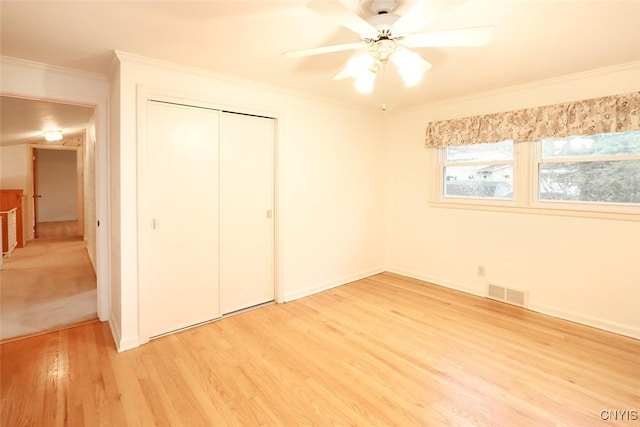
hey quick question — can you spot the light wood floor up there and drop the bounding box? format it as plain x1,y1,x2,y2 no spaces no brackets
2,273,639,426
0,231,97,341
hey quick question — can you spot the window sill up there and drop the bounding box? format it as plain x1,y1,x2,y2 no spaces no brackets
428,199,640,222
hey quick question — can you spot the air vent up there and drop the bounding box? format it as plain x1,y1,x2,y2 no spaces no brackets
486,283,528,308
487,283,505,300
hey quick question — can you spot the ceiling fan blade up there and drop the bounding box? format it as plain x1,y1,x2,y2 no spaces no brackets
392,0,467,36
401,26,497,48
308,0,379,39
333,66,352,80
399,49,432,72
391,47,432,85
284,42,362,58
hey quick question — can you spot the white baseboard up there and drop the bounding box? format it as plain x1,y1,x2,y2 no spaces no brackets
385,267,484,297
108,312,121,350
528,302,640,341
40,217,78,223
283,267,385,302
109,311,140,352
386,267,640,341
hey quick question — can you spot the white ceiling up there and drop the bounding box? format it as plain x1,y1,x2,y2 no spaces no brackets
1,0,639,122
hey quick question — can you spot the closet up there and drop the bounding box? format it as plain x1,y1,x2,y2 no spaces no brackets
139,100,274,339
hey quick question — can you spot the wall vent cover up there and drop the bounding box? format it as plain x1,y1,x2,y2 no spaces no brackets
486,283,528,308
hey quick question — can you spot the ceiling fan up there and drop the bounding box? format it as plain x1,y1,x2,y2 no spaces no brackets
284,0,496,93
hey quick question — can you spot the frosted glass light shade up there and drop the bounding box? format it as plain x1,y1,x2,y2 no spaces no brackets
354,72,376,93
391,48,431,86
44,130,63,141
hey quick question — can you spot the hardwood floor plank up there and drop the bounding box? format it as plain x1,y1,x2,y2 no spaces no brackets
2,272,639,426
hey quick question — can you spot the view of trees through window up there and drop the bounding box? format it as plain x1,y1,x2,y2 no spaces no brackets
538,130,640,204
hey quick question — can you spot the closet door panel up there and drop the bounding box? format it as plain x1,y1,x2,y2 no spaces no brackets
220,113,274,314
141,101,221,338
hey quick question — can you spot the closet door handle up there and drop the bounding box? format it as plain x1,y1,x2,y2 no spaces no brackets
266,210,272,219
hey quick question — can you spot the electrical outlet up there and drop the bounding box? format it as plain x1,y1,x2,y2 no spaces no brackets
477,265,485,276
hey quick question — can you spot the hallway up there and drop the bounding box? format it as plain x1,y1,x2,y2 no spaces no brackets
0,225,97,341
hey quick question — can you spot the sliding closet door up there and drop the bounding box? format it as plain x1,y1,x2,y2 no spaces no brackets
141,101,221,338
219,112,275,314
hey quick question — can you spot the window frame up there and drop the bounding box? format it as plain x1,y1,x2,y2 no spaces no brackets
531,138,640,214
437,140,518,207
431,137,640,221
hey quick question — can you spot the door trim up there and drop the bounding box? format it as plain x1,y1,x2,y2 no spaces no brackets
0,58,110,327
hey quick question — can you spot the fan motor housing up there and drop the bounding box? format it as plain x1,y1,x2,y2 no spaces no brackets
362,0,399,14
366,13,401,30
362,0,401,31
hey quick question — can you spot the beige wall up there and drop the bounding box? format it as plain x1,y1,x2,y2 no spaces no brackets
0,144,30,190
108,64,122,341
384,62,640,339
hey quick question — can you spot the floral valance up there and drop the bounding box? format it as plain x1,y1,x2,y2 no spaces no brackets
425,91,640,148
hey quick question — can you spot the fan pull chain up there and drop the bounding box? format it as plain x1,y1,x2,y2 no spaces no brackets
381,62,388,111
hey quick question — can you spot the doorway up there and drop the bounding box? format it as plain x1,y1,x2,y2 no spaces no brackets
0,96,98,341
33,147,83,240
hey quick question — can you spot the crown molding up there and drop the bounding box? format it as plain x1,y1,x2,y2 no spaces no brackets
0,55,108,82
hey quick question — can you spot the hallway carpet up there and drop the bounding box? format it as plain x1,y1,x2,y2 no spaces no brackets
0,238,97,341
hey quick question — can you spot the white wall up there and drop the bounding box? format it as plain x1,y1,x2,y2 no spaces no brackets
384,62,640,339
36,149,78,222
109,52,386,350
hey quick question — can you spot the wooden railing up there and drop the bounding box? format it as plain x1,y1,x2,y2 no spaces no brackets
1,208,18,258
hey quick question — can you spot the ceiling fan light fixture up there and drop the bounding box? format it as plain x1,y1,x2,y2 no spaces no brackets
391,48,429,87
287,0,497,97
44,130,63,142
396,66,423,87
346,53,375,77
354,70,376,93
345,53,378,93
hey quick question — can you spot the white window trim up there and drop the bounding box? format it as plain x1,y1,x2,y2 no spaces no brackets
531,139,640,216
429,142,640,222
436,142,518,207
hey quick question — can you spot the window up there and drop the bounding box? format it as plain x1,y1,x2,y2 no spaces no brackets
442,140,514,200
427,92,639,217
535,130,640,205
435,130,640,216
